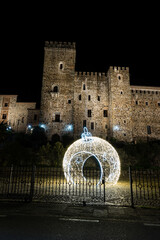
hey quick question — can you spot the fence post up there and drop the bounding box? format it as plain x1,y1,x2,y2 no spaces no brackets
129,166,134,208
8,164,13,194
30,165,36,202
102,172,105,203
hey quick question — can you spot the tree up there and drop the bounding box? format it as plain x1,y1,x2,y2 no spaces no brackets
0,121,12,144
30,126,47,150
52,142,65,167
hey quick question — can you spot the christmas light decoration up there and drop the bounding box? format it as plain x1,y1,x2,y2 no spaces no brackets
63,128,120,185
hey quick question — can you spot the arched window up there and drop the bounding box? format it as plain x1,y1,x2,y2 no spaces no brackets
53,86,58,93
60,63,63,70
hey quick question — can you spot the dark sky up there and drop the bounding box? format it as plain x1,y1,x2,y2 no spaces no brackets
1,4,159,108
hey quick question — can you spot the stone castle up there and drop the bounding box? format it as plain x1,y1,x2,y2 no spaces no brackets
0,41,160,142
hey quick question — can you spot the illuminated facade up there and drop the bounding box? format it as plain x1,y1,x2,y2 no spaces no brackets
40,41,160,142
1,41,160,142
0,95,37,132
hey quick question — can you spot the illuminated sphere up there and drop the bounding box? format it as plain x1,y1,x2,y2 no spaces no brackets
63,128,120,185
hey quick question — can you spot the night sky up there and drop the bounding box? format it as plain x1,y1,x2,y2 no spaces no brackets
1,4,159,108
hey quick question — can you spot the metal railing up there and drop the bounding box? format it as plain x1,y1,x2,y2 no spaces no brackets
0,166,105,204
129,167,160,207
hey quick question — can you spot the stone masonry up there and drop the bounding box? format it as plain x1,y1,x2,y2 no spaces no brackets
1,41,160,142
40,41,160,142
0,95,37,133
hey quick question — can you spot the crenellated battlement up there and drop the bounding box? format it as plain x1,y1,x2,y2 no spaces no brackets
45,41,76,49
109,66,129,72
75,71,107,77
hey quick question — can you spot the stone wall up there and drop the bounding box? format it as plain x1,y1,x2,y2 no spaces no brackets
0,95,36,133
40,41,160,142
108,66,133,142
1,41,160,142
73,72,109,139
40,41,76,139
131,86,160,141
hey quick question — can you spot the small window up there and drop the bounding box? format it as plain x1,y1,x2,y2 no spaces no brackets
103,110,108,117
88,95,91,101
53,86,58,93
135,101,138,105
22,117,24,123
59,63,63,70
79,95,81,100
88,110,92,117
105,124,108,129
83,84,86,90
4,103,9,107
34,114,37,121
2,114,7,119
120,91,123,95
55,114,60,122
158,102,160,107
146,102,148,106
91,122,94,130
68,100,71,104
83,120,86,128
98,96,100,101
124,133,126,136
147,125,151,134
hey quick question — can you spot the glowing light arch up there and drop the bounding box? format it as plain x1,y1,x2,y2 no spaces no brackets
63,128,121,185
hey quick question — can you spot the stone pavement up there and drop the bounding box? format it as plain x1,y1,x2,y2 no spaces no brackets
0,201,160,225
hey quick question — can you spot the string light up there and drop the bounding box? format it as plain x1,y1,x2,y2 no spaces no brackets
63,128,121,185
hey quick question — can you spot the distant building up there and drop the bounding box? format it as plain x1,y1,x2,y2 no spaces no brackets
1,41,160,142
0,95,38,132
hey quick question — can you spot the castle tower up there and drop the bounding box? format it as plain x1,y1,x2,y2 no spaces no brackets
108,66,133,142
40,41,76,140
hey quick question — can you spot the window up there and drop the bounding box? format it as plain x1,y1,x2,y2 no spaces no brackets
146,102,148,106
98,96,100,101
158,103,160,107
22,117,24,123
4,103,9,107
55,114,60,122
83,84,86,90
91,122,94,130
105,124,108,129
88,110,92,117
34,114,37,121
147,126,151,134
2,114,7,119
88,95,91,101
59,63,63,70
68,100,71,104
120,91,123,94
103,110,108,117
135,101,138,105
53,86,58,93
79,95,81,100
83,120,86,128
